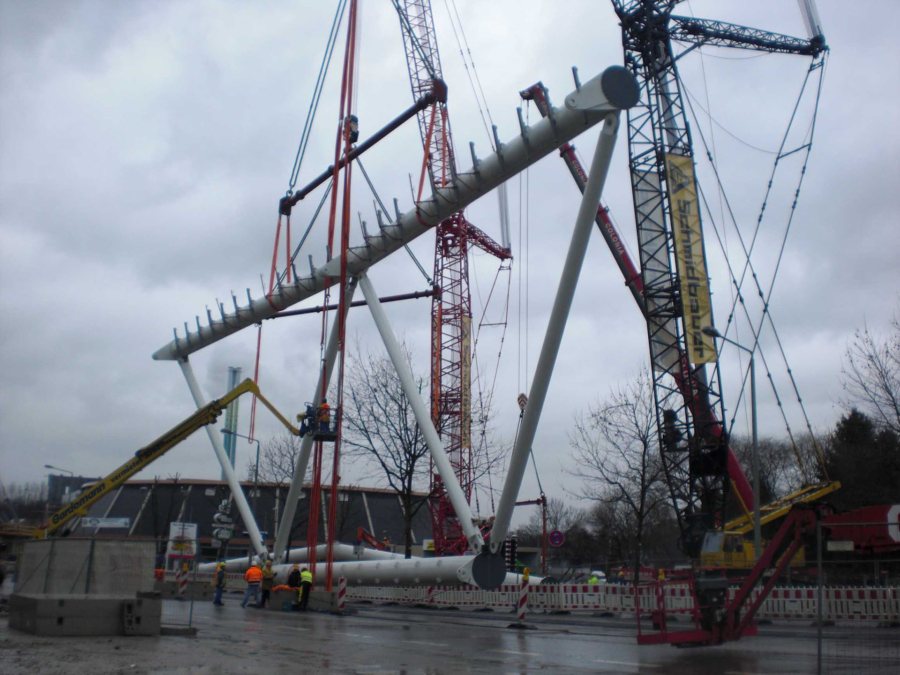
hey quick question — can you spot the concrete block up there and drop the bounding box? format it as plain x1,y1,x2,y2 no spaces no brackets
308,590,340,613
33,615,124,637
9,593,161,637
268,588,345,614
185,581,213,601
269,589,299,609
153,581,179,598
123,599,161,636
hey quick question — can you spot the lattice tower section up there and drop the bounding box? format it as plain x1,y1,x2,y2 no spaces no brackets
616,0,729,557
398,0,473,556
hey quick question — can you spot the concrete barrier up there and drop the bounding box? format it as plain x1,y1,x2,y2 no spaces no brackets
17,539,155,596
9,593,161,637
154,579,213,601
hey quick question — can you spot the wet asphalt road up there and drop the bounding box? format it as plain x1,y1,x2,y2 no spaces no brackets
2,596,898,674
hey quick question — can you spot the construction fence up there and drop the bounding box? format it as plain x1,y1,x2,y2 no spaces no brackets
343,581,899,622
816,520,900,675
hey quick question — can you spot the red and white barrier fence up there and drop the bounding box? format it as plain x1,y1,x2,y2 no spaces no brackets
341,582,898,622
164,571,897,621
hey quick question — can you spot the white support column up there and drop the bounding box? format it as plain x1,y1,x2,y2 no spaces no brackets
272,277,358,562
358,273,484,554
489,112,621,554
178,357,268,559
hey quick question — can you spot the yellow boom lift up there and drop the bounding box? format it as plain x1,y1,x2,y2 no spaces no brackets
35,379,299,539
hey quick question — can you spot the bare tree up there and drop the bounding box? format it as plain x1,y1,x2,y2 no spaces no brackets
728,433,826,503
341,341,506,558
340,343,432,558
254,432,303,486
517,497,585,541
568,370,669,584
1,480,48,523
841,307,900,435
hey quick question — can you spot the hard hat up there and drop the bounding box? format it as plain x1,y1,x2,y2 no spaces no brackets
322,398,328,403
217,562,226,568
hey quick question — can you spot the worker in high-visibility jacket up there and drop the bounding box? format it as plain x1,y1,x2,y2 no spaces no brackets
260,560,275,607
318,399,332,433
213,562,227,606
298,567,314,611
241,563,263,608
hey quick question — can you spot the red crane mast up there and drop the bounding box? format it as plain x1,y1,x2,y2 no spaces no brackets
396,0,510,556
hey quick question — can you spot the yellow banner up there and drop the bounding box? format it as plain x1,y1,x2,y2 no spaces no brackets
664,154,717,364
460,315,471,449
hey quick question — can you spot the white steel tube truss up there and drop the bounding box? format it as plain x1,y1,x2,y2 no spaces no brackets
152,67,639,363
272,278,358,562
201,543,401,574
490,110,623,553
359,273,483,553
178,357,268,558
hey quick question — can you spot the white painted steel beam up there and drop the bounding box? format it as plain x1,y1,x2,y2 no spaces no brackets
152,67,639,362
204,550,538,587
359,273,483,553
200,543,400,573
272,277,358,562
178,358,268,558
489,110,623,554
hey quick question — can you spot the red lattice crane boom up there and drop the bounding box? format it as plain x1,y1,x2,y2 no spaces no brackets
395,0,510,556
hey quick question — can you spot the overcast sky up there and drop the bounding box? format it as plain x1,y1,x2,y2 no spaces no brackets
1,1,898,528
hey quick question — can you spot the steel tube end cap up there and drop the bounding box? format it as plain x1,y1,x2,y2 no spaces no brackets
600,66,640,110
471,552,507,590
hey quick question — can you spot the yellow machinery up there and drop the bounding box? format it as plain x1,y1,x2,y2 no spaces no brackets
700,531,805,569
34,379,299,539
699,481,840,569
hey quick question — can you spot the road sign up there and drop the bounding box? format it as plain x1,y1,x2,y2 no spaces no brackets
517,394,528,410
548,530,565,547
82,517,130,529
213,528,234,541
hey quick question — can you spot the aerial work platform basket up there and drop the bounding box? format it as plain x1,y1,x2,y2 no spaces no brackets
299,403,337,441
312,417,338,442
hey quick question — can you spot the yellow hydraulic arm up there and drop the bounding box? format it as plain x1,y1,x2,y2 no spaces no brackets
723,480,841,535
35,379,299,539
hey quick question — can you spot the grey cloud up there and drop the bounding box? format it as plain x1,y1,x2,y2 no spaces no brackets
1,1,897,528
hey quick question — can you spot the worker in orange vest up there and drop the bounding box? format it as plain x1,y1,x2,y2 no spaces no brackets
318,398,332,433
241,563,263,608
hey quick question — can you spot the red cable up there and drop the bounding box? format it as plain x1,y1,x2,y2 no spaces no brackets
249,213,285,440
325,0,358,592
309,0,358,592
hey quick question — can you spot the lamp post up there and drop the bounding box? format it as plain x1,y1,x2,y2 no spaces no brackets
44,464,73,476
221,430,261,525
702,325,760,561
